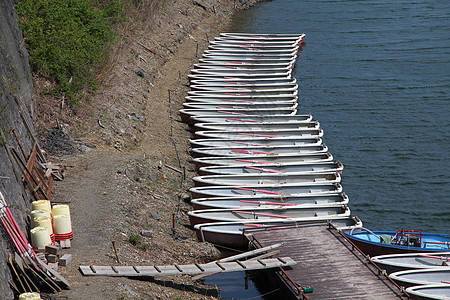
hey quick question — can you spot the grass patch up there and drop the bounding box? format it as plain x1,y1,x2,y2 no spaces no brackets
128,233,141,246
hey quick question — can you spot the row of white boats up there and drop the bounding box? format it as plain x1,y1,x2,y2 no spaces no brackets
180,33,362,249
179,33,449,299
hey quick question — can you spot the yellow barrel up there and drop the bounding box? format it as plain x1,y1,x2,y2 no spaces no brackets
30,227,51,248
31,200,51,216
52,204,71,223
53,214,72,234
30,209,50,228
33,216,53,234
19,292,41,300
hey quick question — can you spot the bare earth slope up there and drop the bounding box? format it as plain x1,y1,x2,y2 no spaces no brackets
39,1,259,299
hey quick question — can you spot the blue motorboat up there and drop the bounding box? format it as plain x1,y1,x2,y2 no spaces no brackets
344,227,450,257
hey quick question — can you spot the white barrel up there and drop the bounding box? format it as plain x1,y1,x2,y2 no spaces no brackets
19,292,41,300
33,216,53,234
30,227,51,248
53,214,72,234
31,200,51,216
30,209,50,228
52,204,71,223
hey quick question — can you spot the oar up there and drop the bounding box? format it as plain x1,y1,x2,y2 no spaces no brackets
231,141,264,146
245,166,283,173
237,133,281,138
217,111,246,115
231,149,270,155
423,241,450,245
221,99,253,103
232,210,290,219
418,254,450,261
227,118,258,122
235,159,272,164
233,187,289,196
240,200,295,206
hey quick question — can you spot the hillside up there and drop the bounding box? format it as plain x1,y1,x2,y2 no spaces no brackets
28,0,258,299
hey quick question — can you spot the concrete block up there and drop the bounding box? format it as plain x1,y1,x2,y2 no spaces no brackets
45,245,61,256
59,254,72,266
59,239,71,249
46,254,58,263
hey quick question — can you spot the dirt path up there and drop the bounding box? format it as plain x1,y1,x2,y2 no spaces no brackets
40,1,260,299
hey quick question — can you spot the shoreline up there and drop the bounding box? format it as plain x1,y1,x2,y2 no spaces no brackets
41,1,261,299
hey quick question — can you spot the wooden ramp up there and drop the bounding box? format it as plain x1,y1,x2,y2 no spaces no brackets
247,224,405,300
79,257,296,277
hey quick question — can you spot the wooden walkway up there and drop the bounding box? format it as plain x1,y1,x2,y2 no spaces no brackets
79,257,296,277
247,224,405,299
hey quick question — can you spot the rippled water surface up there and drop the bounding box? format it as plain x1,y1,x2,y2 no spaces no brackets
205,0,449,298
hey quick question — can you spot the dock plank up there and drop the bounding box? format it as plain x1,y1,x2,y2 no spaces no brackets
248,225,404,299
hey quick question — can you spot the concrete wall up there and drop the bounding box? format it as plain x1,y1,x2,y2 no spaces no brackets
0,0,36,297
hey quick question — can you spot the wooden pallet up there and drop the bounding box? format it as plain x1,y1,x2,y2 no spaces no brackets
79,257,296,277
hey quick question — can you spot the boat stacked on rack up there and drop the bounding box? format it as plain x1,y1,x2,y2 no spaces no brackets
179,33,362,250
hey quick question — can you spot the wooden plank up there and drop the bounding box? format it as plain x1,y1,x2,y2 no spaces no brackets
79,257,296,277
25,142,37,184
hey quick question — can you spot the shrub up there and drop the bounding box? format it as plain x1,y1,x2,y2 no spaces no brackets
16,0,123,103
128,233,141,246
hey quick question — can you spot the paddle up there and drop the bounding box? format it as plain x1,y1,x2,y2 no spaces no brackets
418,254,450,261
245,166,283,173
240,200,295,206
235,159,272,164
233,187,289,196
227,118,258,122
232,210,290,219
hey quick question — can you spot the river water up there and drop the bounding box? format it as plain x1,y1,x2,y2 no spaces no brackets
204,0,450,298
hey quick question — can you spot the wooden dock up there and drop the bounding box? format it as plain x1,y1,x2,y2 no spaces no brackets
246,224,405,299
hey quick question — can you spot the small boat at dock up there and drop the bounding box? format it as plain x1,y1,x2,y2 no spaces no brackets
190,183,343,199
191,68,292,77
193,62,294,70
197,59,295,68
194,120,318,131
189,84,298,93
370,252,450,274
345,227,450,257
191,193,349,210
219,33,305,42
190,78,297,87
179,108,296,123
201,54,297,62
190,136,321,148
194,216,361,249
405,284,450,300
208,41,300,50
192,153,332,169
197,161,343,176
188,204,351,226
183,101,298,111
191,145,329,158
203,50,297,59
206,46,299,55
192,172,341,187
193,128,323,139
190,114,312,124
188,73,292,81
389,268,450,288
212,37,302,46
